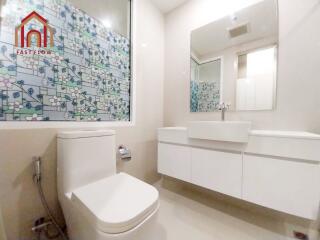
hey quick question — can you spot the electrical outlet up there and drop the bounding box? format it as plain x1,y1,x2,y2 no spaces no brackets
293,231,309,240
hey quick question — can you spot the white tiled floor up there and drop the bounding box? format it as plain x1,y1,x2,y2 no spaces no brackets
155,180,319,240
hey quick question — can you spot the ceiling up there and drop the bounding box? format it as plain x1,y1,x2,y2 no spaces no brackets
191,0,278,59
150,0,189,13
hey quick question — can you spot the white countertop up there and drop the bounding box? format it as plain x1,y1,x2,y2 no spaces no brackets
159,127,320,140
158,127,320,162
250,130,320,140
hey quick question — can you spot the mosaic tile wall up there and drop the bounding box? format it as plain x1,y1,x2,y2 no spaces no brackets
190,81,220,112
190,80,199,112
0,0,131,121
190,58,220,112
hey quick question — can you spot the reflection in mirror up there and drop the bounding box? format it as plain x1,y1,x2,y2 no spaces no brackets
237,46,277,110
69,0,130,38
190,0,278,112
191,57,222,112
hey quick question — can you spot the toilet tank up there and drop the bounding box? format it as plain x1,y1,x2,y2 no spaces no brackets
57,130,116,196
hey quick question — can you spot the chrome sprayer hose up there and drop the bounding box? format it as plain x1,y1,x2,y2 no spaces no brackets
33,156,68,240
35,179,68,240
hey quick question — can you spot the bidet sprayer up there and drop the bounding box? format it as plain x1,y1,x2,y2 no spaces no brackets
33,156,41,183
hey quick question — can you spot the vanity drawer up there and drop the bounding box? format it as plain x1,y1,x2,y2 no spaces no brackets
243,154,320,219
191,148,242,199
158,143,191,182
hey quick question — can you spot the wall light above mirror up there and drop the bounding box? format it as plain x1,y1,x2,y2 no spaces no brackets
190,0,278,112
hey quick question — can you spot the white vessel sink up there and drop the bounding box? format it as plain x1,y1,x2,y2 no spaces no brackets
187,121,252,143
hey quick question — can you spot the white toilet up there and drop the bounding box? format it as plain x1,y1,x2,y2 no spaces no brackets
57,130,160,240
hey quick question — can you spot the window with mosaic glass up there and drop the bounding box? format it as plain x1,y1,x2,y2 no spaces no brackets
0,0,131,121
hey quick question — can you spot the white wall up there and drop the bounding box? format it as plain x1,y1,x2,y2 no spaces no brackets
164,0,320,132
0,0,164,239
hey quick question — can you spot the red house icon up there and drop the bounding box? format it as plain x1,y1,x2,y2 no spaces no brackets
15,11,54,48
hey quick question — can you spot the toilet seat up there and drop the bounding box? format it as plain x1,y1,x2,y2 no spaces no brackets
71,173,159,234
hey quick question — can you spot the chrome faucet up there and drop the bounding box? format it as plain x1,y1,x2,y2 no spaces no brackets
218,103,231,121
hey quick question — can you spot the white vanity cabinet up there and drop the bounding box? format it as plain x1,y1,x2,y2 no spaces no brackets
243,154,320,220
158,143,191,182
191,148,242,198
158,127,320,220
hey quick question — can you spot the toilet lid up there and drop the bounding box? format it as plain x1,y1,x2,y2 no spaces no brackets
71,173,159,234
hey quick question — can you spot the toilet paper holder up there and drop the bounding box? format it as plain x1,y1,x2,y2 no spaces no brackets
118,145,132,160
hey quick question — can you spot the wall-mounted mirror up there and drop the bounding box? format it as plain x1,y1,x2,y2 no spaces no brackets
190,0,278,112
